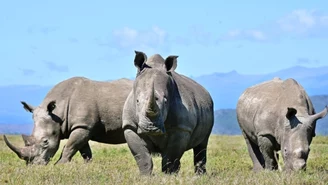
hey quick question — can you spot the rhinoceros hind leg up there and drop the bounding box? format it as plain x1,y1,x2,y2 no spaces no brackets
161,131,190,174
55,128,91,164
124,128,153,175
193,138,209,175
242,131,265,172
79,142,92,163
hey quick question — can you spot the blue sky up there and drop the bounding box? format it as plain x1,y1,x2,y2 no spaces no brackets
1,0,328,86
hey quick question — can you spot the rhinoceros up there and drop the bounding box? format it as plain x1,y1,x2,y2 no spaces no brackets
4,77,133,165
236,77,328,171
122,51,214,175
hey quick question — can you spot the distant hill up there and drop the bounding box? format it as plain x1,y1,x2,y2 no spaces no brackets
0,65,327,135
193,65,328,109
213,109,239,135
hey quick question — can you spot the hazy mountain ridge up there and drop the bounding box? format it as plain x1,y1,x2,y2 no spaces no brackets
0,65,327,135
193,65,328,109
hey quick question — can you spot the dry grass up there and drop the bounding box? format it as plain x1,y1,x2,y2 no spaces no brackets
0,135,328,185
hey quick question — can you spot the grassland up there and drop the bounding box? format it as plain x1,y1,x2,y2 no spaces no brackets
0,135,328,185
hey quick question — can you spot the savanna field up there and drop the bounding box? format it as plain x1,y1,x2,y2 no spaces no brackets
0,135,328,185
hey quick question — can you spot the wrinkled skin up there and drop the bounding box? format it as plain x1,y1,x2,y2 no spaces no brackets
237,77,328,171
122,51,214,175
4,77,133,165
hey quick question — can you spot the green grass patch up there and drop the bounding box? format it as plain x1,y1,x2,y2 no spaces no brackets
0,135,327,184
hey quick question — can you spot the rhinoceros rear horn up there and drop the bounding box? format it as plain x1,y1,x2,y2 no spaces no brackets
22,134,36,146
3,135,31,160
309,105,328,123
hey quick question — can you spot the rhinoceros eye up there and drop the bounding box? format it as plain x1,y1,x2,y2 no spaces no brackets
41,138,49,148
284,148,288,156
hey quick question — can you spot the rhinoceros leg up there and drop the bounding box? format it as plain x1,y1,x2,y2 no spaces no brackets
79,142,92,163
161,130,190,174
55,128,91,164
258,135,279,170
242,131,265,171
193,137,209,175
124,128,153,175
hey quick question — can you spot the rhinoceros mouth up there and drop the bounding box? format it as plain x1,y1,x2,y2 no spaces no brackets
137,124,166,136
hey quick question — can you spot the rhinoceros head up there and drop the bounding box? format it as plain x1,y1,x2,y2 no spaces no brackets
282,106,328,171
4,100,61,165
132,51,178,135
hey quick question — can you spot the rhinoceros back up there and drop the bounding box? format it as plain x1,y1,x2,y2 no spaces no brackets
237,78,315,141
41,77,133,143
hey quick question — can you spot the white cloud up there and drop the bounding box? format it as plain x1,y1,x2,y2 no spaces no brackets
277,9,328,37
277,9,317,33
19,68,36,76
27,25,59,35
112,26,168,51
227,30,241,37
173,25,219,46
320,16,328,26
100,25,219,49
112,27,138,48
44,61,69,73
220,9,328,41
189,25,216,46
95,26,170,62
296,57,320,65
220,29,267,41
111,25,219,49
247,30,267,41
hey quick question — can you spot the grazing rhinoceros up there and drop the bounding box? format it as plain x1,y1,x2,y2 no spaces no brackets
237,77,328,171
122,51,214,175
4,77,133,165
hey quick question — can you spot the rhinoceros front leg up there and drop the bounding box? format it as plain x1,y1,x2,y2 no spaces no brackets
161,130,190,174
79,142,92,163
55,128,91,164
124,128,153,175
258,135,278,170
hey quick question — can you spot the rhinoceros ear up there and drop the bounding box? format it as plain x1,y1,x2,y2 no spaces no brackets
47,100,56,113
286,107,297,120
134,50,147,72
21,101,34,113
165,55,178,72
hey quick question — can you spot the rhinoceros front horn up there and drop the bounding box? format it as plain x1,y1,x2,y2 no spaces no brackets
146,83,159,118
3,135,31,160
